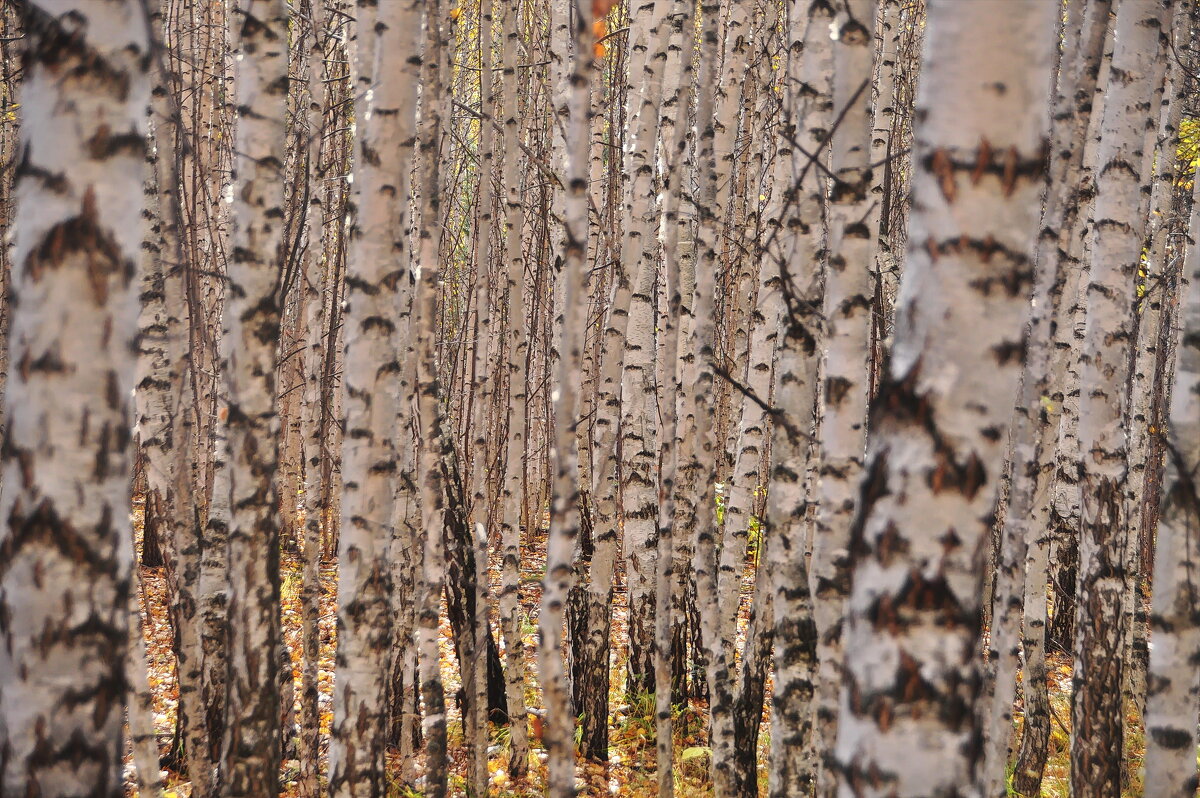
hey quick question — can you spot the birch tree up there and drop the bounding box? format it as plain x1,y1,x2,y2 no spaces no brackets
620,0,673,698
540,0,596,794
767,0,832,792
1142,151,1200,798
832,2,1054,795
811,3,876,784
652,2,695,792
1070,3,1171,794
221,1,290,793
0,2,150,795
329,1,421,794
415,4,450,797
497,0,531,778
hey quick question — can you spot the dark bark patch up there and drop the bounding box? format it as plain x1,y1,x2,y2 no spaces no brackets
24,188,132,307
1149,726,1195,750
929,447,986,500
84,124,145,161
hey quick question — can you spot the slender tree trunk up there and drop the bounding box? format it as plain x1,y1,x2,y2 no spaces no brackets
653,3,695,793
415,5,450,798
328,1,421,794
0,3,151,794
620,0,672,700
297,2,330,794
1142,154,1200,798
1070,3,1171,795
687,4,742,793
832,2,1054,794
220,1,290,793
129,563,165,798
540,0,595,794
767,1,832,793
497,0,531,778
1011,4,1112,793
811,6,876,792
1120,2,1188,714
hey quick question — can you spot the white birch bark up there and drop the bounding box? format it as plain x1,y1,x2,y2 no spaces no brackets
1142,152,1200,798
414,5,450,798
221,1,290,793
0,2,150,794
497,0,531,779
1046,11,1119,654
540,1,595,794
980,4,1098,794
832,2,1055,794
722,0,786,573
297,3,329,794
128,563,165,798
576,4,635,750
619,0,672,697
811,5,877,789
767,1,832,793
1120,4,1187,709
707,3,754,678
1070,3,1171,793
1010,4,1113,792
200,410,231,775
142,29,214,789
328,1,421,794
687,4,747,793
652,4,695,793
866,0,900,269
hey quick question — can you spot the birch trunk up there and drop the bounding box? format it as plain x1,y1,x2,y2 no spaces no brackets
866,0,900,271
138,28,215,786
540,0,595,793
1070,3,1171,794
1121,4,1187,711
620,0,673,699
722,0,785,581
129,564,165,798
221,1,290,793
832,2,1054,794
684,4,739,792
415,4,450,797
653,4,695,792
811,5,877,789
767,1,832,792
200,412,231,772
989,4,1109,795
497,0,531,778
706,3,754,690
329,1,421,794
575,9,633,748
1142,154,1200,798
0,2,150,794
1046,12,1119,652
297,2,330,794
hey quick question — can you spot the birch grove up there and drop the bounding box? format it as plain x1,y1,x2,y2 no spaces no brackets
3,1,1200,797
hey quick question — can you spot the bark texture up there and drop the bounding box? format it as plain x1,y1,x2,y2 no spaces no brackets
220,1,290,794
832,2,1054,794
0,3,150,795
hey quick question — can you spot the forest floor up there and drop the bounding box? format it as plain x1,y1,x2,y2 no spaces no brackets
125,515,1149,797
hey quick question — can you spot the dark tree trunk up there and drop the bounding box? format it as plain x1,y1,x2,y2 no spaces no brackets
441,459,509,724
142,488,167,567
1048,522,1077,653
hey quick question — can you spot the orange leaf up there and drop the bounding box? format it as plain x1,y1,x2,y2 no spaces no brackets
593,18,607,40
449,6,461,21
592,0,616,19
593,41,607,59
